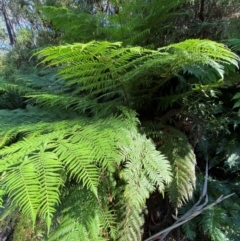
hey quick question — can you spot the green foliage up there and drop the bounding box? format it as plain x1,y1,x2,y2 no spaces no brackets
180,174,240,241
1,1,240,240
223,38,240,52
143,122,196,208
0,106,75,147
40,0,187,47
0,104,172,239
39,6,99,43
160,128,196,208
47,185,115,241
33,39,239,117
116,204,144,241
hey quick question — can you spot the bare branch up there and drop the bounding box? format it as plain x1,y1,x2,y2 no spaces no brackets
145,160,235,241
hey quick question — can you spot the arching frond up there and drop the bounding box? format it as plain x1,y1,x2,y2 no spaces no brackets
34,39,239,114
142,122,196,208
1,105,170,238
222,38,240,52
3,160,40,223
115,132,172,241
48,185,114,241
120,133,172,209
160,127,196,208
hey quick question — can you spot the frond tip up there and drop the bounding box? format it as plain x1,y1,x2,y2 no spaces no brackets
159,39,239,79
159,127,196,208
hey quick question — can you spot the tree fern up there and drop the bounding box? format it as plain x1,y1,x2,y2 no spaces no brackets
33,39,239,116
1,1,240,240
39,6,101,43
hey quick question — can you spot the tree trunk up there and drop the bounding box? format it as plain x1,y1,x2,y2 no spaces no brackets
1,0,16,45
199,0,205,22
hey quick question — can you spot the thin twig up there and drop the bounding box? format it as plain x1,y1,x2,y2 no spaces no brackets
144,160,235,241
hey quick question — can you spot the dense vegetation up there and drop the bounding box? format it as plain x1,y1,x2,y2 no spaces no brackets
0,0,240,240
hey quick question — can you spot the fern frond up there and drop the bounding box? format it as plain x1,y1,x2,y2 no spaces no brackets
181,218,197,241
143,122,196,208
159,127,196,208
0,108,146,234
0,106,77,148
3,159,40,223
201,207,227,241
26,93,92,112
40,6,101,43
35,39,239,115
1,140,63,230
232,92,240,110
159,39,239,79
143,122,196,207
0,189,4,207
115,132,172,241
116,204,144,241
48,185,113,241
120,133,172,209
30,144,63,231
222,38,240,52
54,137,100,197
49,215,107,241
40,0,186,46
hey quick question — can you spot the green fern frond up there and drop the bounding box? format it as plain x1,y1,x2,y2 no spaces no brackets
120,133,172,209
201,207,227,241
179,173,240,241
30,144,63,232
1,140,63,230
40,6,101,43
116,204,144,241
157,91,191,111
40,0,186,46
35,39,239,115
0,189,4,207
48,185,114,241
98,209,117,240
26,93,92,112
232,92,240,110
159,39,239,79
0,108,150,234
181,218,197,241
115,132,172,241
49,215,107,241
222,38,240,52
2,160,40,223
143,122,196,208
0,106,77,148
55,137,100,196
182,64,222,84
159,127,196,208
